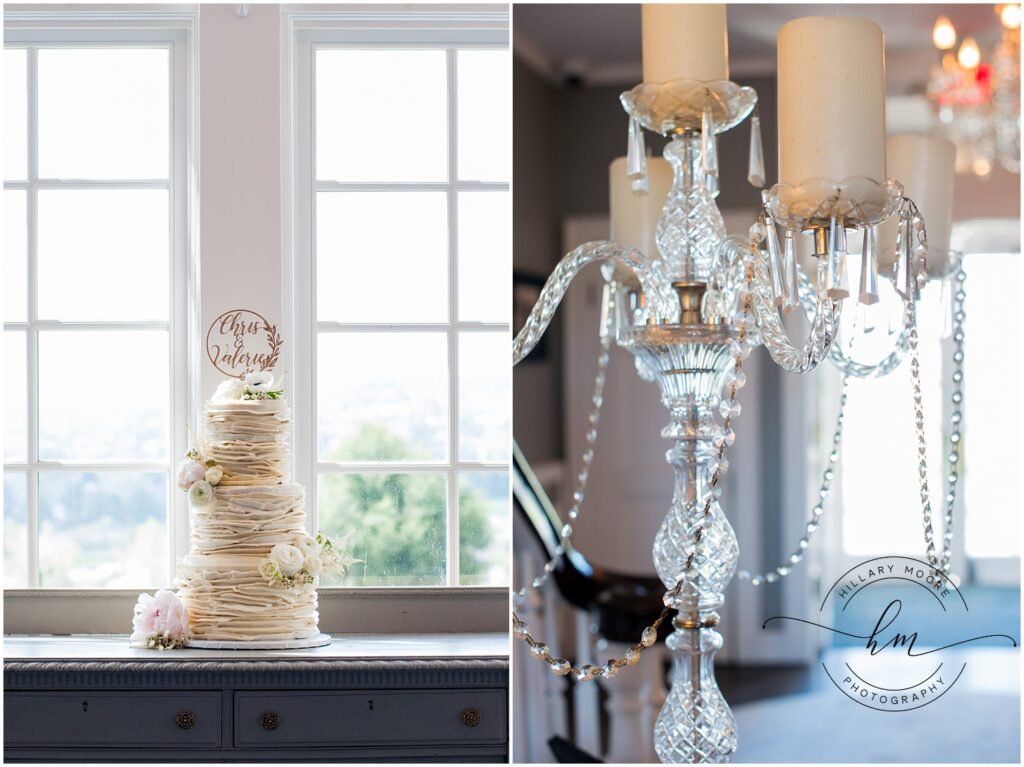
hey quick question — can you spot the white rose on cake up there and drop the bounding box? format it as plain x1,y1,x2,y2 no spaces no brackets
270,543,304,576
205,465,223,486
258,558,280,581
212,378,245,401
295,535,319,559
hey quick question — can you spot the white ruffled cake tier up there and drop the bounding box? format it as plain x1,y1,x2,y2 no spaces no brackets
202,399,292,486
177,554,319,642
189,484,306,556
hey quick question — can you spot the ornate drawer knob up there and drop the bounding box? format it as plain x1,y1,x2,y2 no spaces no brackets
462,708,481,728
175,710,195,730
262,712,280,731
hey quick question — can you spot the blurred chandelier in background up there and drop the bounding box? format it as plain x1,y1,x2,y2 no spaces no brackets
928,4,1021,176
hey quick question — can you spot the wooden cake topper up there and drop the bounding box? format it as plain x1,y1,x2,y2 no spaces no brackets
206,309,283,379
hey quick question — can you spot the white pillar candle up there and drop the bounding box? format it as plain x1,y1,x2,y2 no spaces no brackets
879,134,957,275
641,4,729,83
777,16,887,185
609,157,673,260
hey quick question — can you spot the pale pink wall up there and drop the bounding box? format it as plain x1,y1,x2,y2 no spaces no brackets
199,4,283,399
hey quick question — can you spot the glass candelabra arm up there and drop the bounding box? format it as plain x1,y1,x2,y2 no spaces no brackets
512,240,675,367
748,222,842,374
794,262,911,379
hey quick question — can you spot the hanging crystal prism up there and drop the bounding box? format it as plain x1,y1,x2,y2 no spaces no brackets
765,217,785,305
747,113,766,187
894,213,914,300
888,287,902,333
825,215,850,299
940,278,953,339
705,172,719,198
861,302,876,334
858,225,880,305
627,116,648,193
782,229,800,311
701,100,719,178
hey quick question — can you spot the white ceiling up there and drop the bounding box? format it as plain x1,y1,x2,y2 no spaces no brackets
513,3,1008,92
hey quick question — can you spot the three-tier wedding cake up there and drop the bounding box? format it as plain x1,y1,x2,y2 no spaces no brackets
130,372,355,650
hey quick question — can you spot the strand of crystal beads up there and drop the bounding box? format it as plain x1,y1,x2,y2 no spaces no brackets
908,266,965,581
738,376,848,586
514,295,615,602
510,242,758,682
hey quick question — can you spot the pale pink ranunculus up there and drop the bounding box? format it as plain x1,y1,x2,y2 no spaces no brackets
176,459,206,489
131,589,189,644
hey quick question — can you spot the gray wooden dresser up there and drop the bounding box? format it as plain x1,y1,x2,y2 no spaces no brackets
3,633,509,762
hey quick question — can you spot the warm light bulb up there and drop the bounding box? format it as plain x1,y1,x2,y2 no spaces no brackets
958,36,982,68
972,156,993,176
933,16,957,50
1000,3,1022,29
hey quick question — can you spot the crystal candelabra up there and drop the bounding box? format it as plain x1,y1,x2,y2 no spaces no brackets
512,74,956,764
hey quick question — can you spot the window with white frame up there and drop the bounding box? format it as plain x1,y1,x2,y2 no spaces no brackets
290,20,511,588
837,250,1020,580
3,30,190,590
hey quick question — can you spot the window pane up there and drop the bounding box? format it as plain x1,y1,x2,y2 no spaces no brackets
317,192,447,322
316,49,446,182
4,190,27,321
4,331,27,462
964,253,1020,557
457,49,509,182
459,332,510,462
318,333,448,462
4,472,28,588
4,48,27,180
38,48,168,180
841,286,945,556
38,331,169,461
38,471,167,588
458,191,510,322
37,189,169,321
318,472,446,586
459,471,509,586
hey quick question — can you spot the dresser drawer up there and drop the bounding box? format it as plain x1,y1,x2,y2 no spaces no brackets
4,691,222,748
234,689,506,748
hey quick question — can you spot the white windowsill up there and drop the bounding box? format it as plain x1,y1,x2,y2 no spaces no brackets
4,587,509,635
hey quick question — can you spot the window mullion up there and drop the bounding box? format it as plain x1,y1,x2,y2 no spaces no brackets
26,45,40,589
446,47,460,587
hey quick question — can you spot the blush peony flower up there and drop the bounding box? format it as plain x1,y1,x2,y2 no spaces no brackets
188,480,214,507
130,589,189,646
205,465,223,486
131,592,159,640
177,459,206,490
244,370,276,393
270,543,304,576
212,378,245,402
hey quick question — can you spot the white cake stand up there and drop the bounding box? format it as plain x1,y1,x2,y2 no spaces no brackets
186,632,333,650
